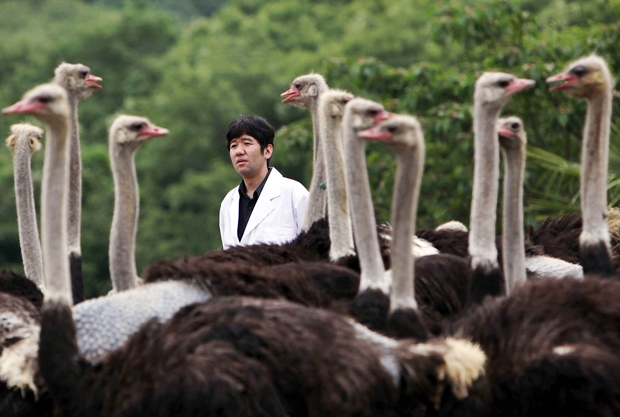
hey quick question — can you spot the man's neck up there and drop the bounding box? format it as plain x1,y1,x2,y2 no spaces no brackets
244,166,269,197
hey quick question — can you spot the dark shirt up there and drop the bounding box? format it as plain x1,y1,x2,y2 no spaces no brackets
237,168,272,241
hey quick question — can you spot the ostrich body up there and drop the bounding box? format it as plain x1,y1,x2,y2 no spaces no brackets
6,124,44,289
547,55,616,276
108,115,169,292
53,62,102,304
449,277,620,416
281,73,329,231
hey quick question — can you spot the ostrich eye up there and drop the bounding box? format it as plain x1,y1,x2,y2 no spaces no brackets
510,122,520,130
571,65,588,77
294,82,302,89
497,79,511,88
129,123,144,132
387,126,399,134
367,109,379,116
37,135,42,140
38,95,52,104
79,70,89,78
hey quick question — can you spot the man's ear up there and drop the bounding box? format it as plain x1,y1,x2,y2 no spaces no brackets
264,144,273,159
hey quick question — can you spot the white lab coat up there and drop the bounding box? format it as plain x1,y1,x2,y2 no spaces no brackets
219,168,309,249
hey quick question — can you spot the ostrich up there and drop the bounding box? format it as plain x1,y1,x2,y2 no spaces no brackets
108,115,169,292
497,117,583,291
546,54,616,277
317,89,356,260
281,73,329,231
466,72,535,304
6,124,44,289
4,82,486,417
53,62,102,305
497,116,528,291
438,57,620,416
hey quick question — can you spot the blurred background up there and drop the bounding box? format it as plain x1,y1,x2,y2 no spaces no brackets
0,0,619,297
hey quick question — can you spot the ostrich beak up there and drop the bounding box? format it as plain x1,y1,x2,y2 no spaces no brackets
373,111,393,125
547,73,579,92
281,88,300,103
497,128,515,138
358,127,392,141
505,78,536,93
138,126,169,138
2,101,46,115
85,75,103,90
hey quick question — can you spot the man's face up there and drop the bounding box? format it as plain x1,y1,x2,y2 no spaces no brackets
229,134,272,179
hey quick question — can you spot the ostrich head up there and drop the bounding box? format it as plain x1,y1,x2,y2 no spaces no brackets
358,114,423,152
547,55,614,99
475,72,535,107
2,84,70,126
6,124,43,154
53,63,102,101
281,73,328,108
496,116,527,150
109,115,169,151
319,89,354,119
343,97,392,132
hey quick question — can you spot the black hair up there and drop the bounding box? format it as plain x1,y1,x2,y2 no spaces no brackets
226,115,275,155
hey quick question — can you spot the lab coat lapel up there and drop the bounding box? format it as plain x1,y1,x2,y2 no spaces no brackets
229,187,241,246
242,169,282,241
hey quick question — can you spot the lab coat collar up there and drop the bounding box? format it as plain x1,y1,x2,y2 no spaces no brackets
234,168,283,244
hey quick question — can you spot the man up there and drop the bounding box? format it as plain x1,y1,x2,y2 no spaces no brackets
219,115,309,249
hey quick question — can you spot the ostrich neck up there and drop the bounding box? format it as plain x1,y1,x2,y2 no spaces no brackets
390,144,423,311
322,113,354,260
13,141,44,289
469,102,501,270
109,146,139,291
500,142,526,293
343,118,387,292
303,101,327,231
42,117,71,304
580,88,612,247
67,96,82,251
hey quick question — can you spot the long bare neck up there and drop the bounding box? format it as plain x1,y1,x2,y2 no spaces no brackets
343,115,387,292
500,141,526,293
469,102,501,270
303,100,327,231
580,88,612,252
42,117,71,304
322,112,354,259
66,96,81,251
390,143,424,311
13,140,44,289
109,145,139,291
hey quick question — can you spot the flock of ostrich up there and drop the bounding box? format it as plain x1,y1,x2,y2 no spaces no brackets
0,53,619,417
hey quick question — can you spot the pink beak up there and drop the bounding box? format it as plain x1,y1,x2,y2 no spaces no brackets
497,128,515,138
138,125,169,138
505,78,536,93
2,100,46,115
85,74,103,90
546,73,579,92
358,127,392,141
281,88,300,103
373,111,393,125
